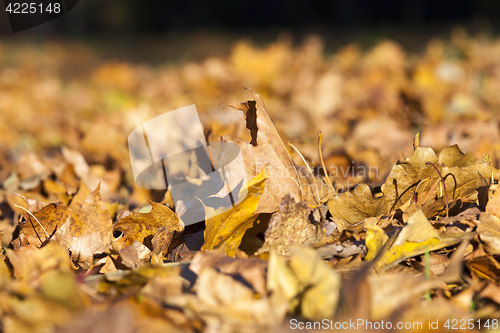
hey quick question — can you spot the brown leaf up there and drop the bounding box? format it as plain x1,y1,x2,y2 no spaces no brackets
68,182,91,215
151,226,175,256
69,232,105,269
193,267,282,329
6,241,72,283
327,183,389,224
477,213,500,255
190,251,268,296
376,210,474,270
119,241,151,269
78,182,113,245
256,194,324,256
467,255,500,281
167,230,204,262
113,201,183,251
370,241,469,319
226,88,302,213
17,202,84,248
381,147,439,211
442,163,492,200
438,144,475,167
486,183,500,219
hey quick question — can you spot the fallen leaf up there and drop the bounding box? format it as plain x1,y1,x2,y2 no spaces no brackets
189,251,268,296
78,182,113,245
381,147,439,211
486,183,500,219
113,201,183,251
370,241,468,319
467,255,500,281
376,210,474,270
327,183,389,224
267,247,341,320
256,194,324,256
227,88,302,213
119,241,151,269
202,167,267,257
17,202,84,248
151,226,175,256
167,230,205,262
69,232,105,269
477,213,500,255
364,220,388,261
438,144,475,167
68,182,91,215
192,267,282,329
6,241,72,284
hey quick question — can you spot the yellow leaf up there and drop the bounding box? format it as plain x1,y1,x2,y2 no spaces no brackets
364,219,388,261
376,210,474,270
202,167,267,256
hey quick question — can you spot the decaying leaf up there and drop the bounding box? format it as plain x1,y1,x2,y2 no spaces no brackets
477,213,500,255
202,167,267,256
438,144,476,167
119,241,152,269
381,147,439,211
476,187,500,254
192,267,283,330
190,251,268,296
17,202,84,248
6,241,72,283
227,88,302,213
77,182,113,245
327,183,389,224
256,194,324,256
113,201,183,251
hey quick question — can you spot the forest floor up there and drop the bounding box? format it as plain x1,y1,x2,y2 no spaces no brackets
1,29,500,332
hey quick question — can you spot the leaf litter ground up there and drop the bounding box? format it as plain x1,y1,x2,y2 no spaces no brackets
1,31,500,332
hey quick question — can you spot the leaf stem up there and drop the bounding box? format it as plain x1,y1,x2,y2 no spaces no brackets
288,142,313,176
425,161,449,217
413,177,431,203
288,142,321,204
317,132,335,195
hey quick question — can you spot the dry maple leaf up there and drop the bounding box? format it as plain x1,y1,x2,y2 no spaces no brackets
438,144,476,167
226,88,302,213
113,201,183,252
16,201,85,248
381,146,440,211
327,183,389,224
77,182,113,245
256,194,325,256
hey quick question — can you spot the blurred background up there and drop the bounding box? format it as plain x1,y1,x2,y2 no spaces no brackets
1,0,500,203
